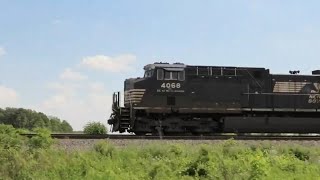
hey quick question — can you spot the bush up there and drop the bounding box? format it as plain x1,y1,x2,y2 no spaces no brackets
83,122,107,135
0,124,24,150
28,128,54,149
93,140,115,156
2,128,320,179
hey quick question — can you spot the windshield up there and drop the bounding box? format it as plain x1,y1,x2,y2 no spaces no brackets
144,70,154,78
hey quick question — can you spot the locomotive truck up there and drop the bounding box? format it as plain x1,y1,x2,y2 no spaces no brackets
108,62,320,135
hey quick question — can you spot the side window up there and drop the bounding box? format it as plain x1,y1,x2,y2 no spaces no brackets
178,71,185,81
157,69,164,80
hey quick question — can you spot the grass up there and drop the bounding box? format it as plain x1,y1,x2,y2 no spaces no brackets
1,124,320,179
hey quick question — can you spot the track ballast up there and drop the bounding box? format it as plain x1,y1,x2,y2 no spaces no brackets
20,133,320,141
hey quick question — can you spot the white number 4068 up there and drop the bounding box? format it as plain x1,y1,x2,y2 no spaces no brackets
161,83,181,89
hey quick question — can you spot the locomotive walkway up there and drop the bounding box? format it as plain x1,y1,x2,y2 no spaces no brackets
20,133,320,141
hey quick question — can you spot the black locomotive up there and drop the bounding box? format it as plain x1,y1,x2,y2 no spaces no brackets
108,62,320,135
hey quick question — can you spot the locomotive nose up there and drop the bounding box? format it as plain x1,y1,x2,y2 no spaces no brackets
124,78,136,91
124,78,146,107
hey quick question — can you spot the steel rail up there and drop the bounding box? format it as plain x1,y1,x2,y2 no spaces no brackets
19,133,320,141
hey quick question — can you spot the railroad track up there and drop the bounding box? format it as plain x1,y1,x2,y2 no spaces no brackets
19,133,320,141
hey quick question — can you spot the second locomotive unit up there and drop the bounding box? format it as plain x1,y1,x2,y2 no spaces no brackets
108,62,320,135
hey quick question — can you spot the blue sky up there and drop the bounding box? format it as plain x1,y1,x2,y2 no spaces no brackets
0,0,320,130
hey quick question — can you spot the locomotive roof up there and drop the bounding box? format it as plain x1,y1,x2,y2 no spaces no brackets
144,62,267,71
187,65,266,71
144,63,186,70
144,63,320,76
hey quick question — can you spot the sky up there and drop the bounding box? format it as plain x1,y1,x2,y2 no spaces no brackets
0,0,320,130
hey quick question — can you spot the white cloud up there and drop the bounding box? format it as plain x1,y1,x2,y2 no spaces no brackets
42,95,68,109
37,81,112,131
81,54,136,72
59,68,88,81
0,85,19,108
34,53,135,130
0,47,6,57
47,82,80,97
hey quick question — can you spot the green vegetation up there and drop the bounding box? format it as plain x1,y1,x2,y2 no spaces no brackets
1,124,320,179
0,107,73,132
83,122,107,134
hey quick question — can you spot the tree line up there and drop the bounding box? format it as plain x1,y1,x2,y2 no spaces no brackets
0,108,73,132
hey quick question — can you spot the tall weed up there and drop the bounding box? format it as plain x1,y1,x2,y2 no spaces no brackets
1,127,320,180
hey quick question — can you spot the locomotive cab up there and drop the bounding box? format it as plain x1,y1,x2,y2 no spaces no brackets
109,62,187,133
123,63,186,109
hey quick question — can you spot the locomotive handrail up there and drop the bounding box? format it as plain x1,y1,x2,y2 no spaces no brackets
128,90,133,121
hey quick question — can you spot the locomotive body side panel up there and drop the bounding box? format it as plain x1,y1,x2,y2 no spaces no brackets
109,62,320,134
270,75,320,110
130,66,272,113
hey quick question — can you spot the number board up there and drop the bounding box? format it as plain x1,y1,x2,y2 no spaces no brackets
157,82,185,93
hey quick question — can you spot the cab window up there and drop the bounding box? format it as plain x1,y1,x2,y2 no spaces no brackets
157,69,185,81
165,71,171,80
144,70,154,78
157,69,164,80
164,71,184,80
172,72,178,80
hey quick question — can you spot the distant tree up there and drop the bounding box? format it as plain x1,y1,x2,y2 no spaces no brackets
0,108,73,132
38,112,50,127
16,112,28,128
49,117,61,132
0,108,5,124
83,122,107,135
61,120,73,132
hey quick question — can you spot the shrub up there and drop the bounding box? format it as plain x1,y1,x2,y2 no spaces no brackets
28,128,53,149
2,130,320,179
0,124,24,150
93,140,115,156
83,122,107,135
